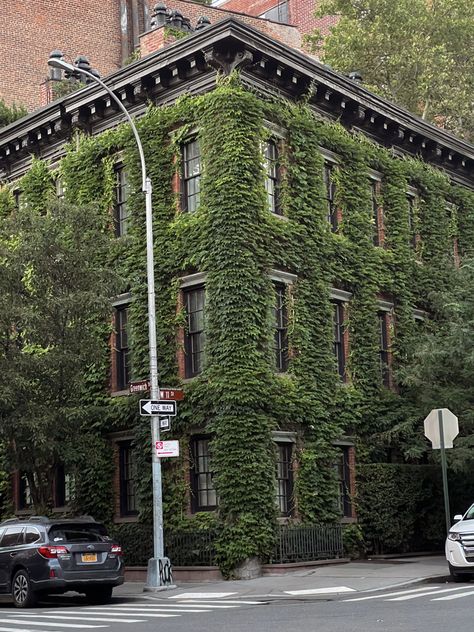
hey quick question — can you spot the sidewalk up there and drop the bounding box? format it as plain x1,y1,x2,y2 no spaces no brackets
114,555,450,600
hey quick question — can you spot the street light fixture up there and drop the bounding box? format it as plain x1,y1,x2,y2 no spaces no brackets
48,55,173,590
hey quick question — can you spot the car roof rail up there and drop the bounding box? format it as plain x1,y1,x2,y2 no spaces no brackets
77,515,97,522
0,517,20,525
28,515,51,523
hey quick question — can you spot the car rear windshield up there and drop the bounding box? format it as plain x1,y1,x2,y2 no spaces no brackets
48,523,110,544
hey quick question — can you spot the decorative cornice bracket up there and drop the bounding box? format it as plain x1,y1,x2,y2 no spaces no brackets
203,46,253,76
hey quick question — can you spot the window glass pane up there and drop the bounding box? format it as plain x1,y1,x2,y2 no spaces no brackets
183,140,201,213
324,163,337,231
333,302,345,378
115,306,130,390
275,443,293,516
184,287,205,378
119,442,138,516
114,166,130,237
372,180,380,246
274,284,288,372
25,527,41,544
378,312,390,387
264,140,280,215
191,437,217,512
1,527,23,547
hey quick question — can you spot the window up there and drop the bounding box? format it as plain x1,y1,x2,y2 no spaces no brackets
274,283,288,372
0,527,24,547
115,305,130,391
184,286,205,378
275,443,293,517
190,437,217,512
323,163,337,231
406,193,417,248
182,139,201,213
371,179,382,246
334,447,352,518
260,1,288,22
25,527,41,544
114,165,130,237
55,465,75,507
378,311,390,387
264,139,281,215
119,442,138,516
13,189,24,211
333,302,345,379
56,177,65,200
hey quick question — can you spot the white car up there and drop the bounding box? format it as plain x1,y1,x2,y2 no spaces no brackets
446,503,474,581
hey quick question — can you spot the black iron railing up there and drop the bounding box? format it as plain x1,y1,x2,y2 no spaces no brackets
269,524,344,564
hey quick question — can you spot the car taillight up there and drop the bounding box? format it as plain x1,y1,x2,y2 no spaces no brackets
110,544,123,555
38,545,68,559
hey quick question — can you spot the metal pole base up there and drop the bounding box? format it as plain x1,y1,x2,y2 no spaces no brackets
143,557,176,591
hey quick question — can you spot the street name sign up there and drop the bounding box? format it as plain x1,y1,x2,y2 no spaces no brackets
155,440,179,457
424,408,459,449
130,380,150,394
160,388,184,401
139,400,177,416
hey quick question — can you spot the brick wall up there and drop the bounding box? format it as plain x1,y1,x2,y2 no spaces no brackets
216,0,339,36
1,0,123,112
143,0,301,50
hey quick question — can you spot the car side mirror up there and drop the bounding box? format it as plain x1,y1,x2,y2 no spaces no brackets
453,514,463,522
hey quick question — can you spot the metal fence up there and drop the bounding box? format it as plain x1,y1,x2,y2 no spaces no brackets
112,523,343,567
269,524,344,564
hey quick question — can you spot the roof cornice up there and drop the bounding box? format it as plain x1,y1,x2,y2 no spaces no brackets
0,18,472,185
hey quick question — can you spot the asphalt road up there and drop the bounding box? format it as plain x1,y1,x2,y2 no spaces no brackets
0,580,473,632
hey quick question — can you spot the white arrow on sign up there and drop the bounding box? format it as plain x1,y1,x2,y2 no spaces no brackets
139,399,177,416
424,408,459,449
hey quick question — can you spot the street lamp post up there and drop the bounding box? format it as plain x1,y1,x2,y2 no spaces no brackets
48,55,173,589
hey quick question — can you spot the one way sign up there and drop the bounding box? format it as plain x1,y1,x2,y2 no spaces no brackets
139,400,177,416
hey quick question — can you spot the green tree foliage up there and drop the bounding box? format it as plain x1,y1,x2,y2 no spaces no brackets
0,190,119,514
0,99,27,128
400,260,474,473
311,0,474,139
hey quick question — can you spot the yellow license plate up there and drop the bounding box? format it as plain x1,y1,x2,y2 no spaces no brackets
81,553,97,563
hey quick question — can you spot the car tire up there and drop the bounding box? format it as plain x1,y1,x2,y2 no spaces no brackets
85,586,113,605
12,569,37,608
449,563,471,583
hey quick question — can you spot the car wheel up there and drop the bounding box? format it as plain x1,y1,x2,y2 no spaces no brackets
449,564,470,583
12,569,37,608
85,586,113,605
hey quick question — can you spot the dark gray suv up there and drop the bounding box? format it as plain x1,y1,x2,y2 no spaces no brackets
0,515,124,607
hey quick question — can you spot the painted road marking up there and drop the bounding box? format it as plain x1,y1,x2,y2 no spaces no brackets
4,620,107,629
432,590,474,601
343,586,442,602
170,592,236,599
10,615,145,623
388,586,472,601
286,586,355,595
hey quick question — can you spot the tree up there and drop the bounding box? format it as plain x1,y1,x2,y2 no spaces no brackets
397,260,474,473
0,99,27,128
0,197,119,513
311,0,474,140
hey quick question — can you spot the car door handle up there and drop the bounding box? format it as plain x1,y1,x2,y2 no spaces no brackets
9,552,18,558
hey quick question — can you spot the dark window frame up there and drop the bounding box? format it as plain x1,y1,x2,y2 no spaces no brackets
183,285,205,379
275,442,294,517
115,304,130,391
190,436,217,513
119,441,138,517
371,179,381,246
332,301,346,379
114,164,130,237
324,162,338,232
335,446,352,518
274,283,289,372
55,465,74,507
406,192,417,248
264,139,281,215
378,311,390,387
18,473,32,511
181,139,201,213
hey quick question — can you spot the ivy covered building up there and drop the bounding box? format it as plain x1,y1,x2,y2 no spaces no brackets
1,14,474,575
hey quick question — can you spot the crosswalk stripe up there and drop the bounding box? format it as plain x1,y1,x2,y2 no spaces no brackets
61,608,198,622
388,587,469,601
170,592,236,599
10,615,145,623
0,627,59,632
163,600,263,605
343,586,442,602
4,620,107,629
285,586,355,595
432,590,474,601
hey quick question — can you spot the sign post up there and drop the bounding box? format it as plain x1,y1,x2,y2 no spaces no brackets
424,408,459,535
